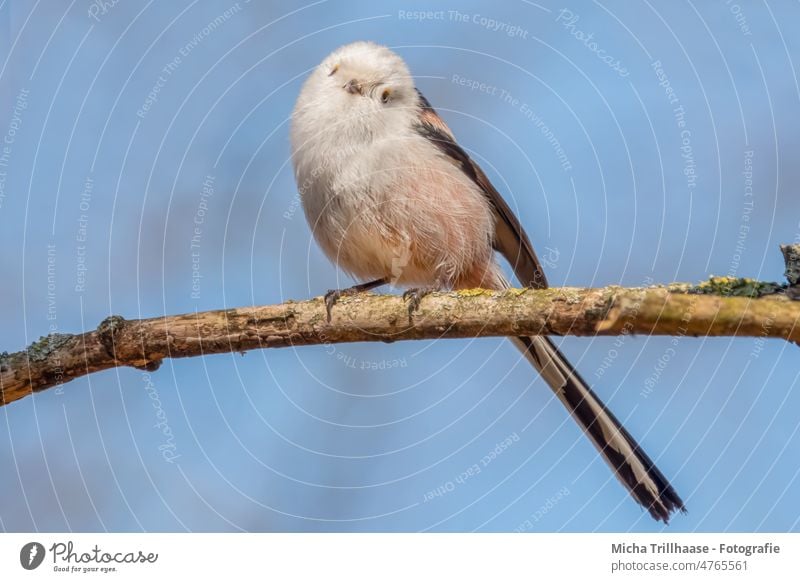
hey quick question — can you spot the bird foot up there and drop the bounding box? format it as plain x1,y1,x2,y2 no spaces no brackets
324,289,347,322
323,279,387,322
402,287,436,320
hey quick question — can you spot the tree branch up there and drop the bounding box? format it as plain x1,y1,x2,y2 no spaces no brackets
3,257,800,408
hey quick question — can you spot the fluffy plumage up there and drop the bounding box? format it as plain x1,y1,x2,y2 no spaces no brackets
290,41,685,523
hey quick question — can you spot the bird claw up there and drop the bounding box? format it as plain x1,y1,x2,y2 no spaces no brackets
324,289,344,322
402,287,434,320
323,279,388,323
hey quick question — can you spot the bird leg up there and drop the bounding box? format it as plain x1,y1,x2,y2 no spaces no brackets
324,278,388,322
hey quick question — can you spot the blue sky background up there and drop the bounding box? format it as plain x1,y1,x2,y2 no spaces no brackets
1,0,800,532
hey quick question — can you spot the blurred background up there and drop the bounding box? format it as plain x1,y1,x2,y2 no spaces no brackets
1,0,799,532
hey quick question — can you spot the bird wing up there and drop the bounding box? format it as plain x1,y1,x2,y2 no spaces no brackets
413,89,548,288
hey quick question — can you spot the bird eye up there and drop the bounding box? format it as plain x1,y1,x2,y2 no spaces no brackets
381,89,391,103
328,64,339,76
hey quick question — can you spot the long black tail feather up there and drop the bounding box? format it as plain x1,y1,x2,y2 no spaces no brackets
513,336,685,523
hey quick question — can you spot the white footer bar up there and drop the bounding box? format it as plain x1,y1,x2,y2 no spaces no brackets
1,533,796,580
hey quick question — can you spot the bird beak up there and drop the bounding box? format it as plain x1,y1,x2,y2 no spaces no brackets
344,79,362,95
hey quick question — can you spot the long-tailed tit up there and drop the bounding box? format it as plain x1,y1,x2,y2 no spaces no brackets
290,41,685,523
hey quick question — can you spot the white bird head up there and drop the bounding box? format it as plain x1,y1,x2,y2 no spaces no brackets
291,41,419,153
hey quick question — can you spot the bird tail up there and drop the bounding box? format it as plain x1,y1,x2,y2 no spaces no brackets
512,336,685,523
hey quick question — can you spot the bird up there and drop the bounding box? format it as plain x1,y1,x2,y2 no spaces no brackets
290,41,685,523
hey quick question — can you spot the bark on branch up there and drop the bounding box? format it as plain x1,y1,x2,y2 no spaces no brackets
2,260,800,409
